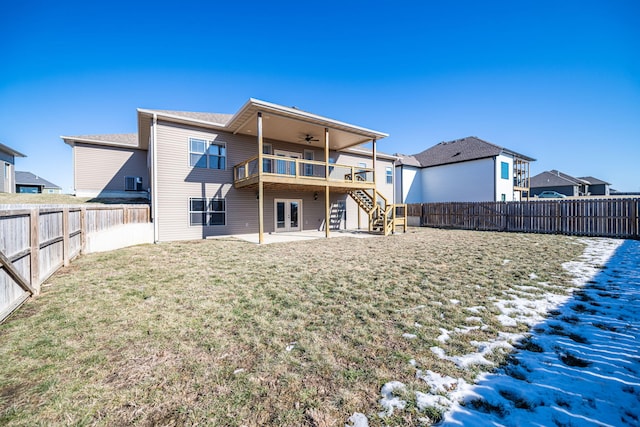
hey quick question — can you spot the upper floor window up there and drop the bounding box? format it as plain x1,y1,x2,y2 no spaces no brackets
189,138,226,169
501,162,509,180
386,167,393,184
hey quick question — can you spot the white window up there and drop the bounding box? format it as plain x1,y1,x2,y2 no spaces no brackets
386,167,393,184
125,176,143,191
189,197,226,226
189,138,226,169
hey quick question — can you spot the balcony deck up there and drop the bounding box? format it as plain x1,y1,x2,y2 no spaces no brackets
234,155,376,191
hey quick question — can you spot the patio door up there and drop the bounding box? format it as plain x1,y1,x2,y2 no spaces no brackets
274,199,302,232
274,150,301,176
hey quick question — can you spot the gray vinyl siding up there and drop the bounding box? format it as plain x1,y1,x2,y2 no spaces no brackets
155,122,255,241
74,143,148,196
153,120,395,241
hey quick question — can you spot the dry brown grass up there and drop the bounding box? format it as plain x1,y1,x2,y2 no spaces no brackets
0,227,584,426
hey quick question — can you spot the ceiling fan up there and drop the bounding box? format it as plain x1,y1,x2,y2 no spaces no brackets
302,134,320,143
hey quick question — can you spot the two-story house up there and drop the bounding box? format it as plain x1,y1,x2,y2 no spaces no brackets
63,99,403,243
395,136,534,203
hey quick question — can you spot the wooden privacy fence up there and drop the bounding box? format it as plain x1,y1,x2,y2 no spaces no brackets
411,198,640,239
0,204,150,322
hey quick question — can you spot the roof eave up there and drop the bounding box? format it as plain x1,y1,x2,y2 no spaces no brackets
60,135,141,148
227,98,389,140
0,142,27,157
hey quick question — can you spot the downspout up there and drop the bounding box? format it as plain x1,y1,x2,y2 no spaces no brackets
151,113,159,243
495,157,499,201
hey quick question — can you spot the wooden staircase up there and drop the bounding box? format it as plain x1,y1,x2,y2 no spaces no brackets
348,189,407,236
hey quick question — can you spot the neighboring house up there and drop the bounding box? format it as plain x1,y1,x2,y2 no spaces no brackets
530,170,586,197
578,176,611,196
0,142,26,193
530,170,611,197
15,171,62,194
63,98,399,243
395,136,535,203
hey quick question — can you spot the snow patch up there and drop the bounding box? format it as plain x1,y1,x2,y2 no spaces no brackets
345,412,369,427
379,381,407,417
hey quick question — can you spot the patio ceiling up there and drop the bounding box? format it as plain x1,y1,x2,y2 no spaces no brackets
226,98,388,151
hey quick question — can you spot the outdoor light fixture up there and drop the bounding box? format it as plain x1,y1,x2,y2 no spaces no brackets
256,191,259,200
314,192,318,200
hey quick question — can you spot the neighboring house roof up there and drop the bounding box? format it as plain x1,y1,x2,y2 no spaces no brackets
409,136,535,168
530,170,588,187
15,171,61,189
0,142,27,158
394,154,422,167
578,176,611,186
61,133,139,147
343,146,397,161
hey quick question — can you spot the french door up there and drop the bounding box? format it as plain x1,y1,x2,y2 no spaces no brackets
274,150,301,176
274,199,301,232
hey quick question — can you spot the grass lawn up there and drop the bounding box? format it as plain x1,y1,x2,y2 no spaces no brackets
0,227,584,426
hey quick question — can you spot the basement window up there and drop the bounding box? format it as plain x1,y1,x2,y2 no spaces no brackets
189,197,226,226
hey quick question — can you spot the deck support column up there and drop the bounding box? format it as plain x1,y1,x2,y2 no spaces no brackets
325,186,330,238
324,127,330,238
258,112,264,244
372,138,377,209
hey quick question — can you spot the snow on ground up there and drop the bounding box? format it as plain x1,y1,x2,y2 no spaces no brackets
347,237,640,427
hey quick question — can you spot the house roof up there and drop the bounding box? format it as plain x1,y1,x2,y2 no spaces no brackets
530,170,590,188
137,98,389,151
61,133,139,148
143,110,233,126
0,142,27,158
578,176,611,186
409,136,535,168
15,171,61,189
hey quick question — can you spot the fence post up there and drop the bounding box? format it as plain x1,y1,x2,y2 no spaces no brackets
29,208,40,294
80,207,87,254
633,198,639,239
62,207,70,267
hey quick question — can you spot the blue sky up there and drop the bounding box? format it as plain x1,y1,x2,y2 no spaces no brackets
1,0,639,192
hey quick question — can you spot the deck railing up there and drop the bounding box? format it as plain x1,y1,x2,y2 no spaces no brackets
234,155,375,186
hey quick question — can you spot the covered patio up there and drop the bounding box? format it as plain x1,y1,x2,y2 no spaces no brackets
227,98,391,243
